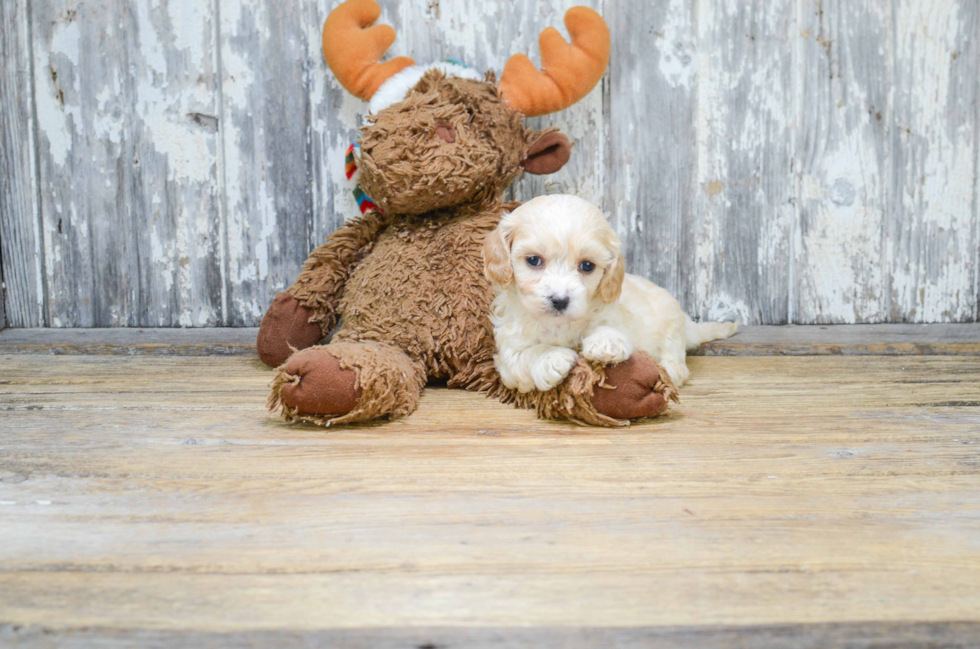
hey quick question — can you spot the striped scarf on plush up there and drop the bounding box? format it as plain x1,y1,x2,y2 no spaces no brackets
345,143,380,215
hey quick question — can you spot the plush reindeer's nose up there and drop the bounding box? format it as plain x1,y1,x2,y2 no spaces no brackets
435,122,456,143
549,295,570,312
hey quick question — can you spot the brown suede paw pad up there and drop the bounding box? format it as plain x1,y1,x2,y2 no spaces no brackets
274,348,363,417
256,292,324,368
592,353,679,421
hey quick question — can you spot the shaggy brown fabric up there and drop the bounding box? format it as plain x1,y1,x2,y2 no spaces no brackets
256,293,324,367
264,71,678,426
357,71,528,216
504,359,623,427
332,205,503,390
286,210,391,339
511,354,676,427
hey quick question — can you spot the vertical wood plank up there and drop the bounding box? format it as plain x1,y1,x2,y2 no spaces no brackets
220,0,366,324
795,0,891,323
604,0,697,312
976,24,980,324
694,0,796,325
220,1,319,326
0,0,44,327
0,224,5,326
0,251,5,327
887,0,978,322
976,8,980,325
32,0,223,326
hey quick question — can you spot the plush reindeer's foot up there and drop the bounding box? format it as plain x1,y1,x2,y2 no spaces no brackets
269,342,425,426
272,347,362,420
592,352,679,420
256,292,324,367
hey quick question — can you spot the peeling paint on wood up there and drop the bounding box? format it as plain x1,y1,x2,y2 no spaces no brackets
30,0,223,327
1,0,978,326
887,0,978,323
0,0,44,327
796,0,889,324
220,0,320,326
605,0,697,313
695,0,796,325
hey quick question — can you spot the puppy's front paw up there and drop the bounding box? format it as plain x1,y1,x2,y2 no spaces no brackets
531,347,579,391
582,328,633,364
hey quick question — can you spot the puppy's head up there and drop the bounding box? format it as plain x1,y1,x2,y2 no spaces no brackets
483,194,624,323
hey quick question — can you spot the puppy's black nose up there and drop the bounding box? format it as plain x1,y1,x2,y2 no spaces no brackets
549,295,570,312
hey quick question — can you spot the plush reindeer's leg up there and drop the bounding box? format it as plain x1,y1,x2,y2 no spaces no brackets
269,341,426,426
257,212,389,368
532,352,679,427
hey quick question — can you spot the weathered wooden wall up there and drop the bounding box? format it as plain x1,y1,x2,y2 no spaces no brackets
0,0,977,327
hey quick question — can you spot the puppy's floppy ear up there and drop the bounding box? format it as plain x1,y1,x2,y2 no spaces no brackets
483,225,514,288
598,250,625,304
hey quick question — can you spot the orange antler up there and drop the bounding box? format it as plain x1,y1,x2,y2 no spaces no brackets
498,7,610,117
322,0,415,101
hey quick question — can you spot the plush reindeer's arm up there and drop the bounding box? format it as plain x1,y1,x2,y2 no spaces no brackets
527,354,679,427
287,210,389,335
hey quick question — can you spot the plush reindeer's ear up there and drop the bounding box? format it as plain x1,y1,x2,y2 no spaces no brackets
598,250,625,304
483,226,514,288
522,131,571,175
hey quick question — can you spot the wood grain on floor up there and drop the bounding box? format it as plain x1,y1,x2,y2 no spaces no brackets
0,353,979,646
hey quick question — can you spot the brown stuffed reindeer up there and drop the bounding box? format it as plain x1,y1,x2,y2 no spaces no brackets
258,0,677,426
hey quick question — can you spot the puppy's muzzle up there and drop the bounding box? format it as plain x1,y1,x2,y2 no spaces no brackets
549,295,570,313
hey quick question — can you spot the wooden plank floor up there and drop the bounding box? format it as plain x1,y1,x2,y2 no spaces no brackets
1,344,980,646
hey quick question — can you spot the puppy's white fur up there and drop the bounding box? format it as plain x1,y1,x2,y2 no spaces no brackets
483,194,738,392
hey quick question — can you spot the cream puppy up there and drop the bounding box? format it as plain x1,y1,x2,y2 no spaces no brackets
483,194,737,392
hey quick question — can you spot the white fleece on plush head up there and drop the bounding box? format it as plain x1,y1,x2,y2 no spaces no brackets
368,61,483,114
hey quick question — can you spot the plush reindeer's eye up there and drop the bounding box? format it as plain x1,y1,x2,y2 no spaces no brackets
526,256,544,268
579,260,596,273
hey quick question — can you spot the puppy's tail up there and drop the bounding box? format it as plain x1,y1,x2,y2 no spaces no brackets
685,316,739,350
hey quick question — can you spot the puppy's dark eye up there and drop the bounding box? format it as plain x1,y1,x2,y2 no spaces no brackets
526,256,544,268
579,260,596,273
